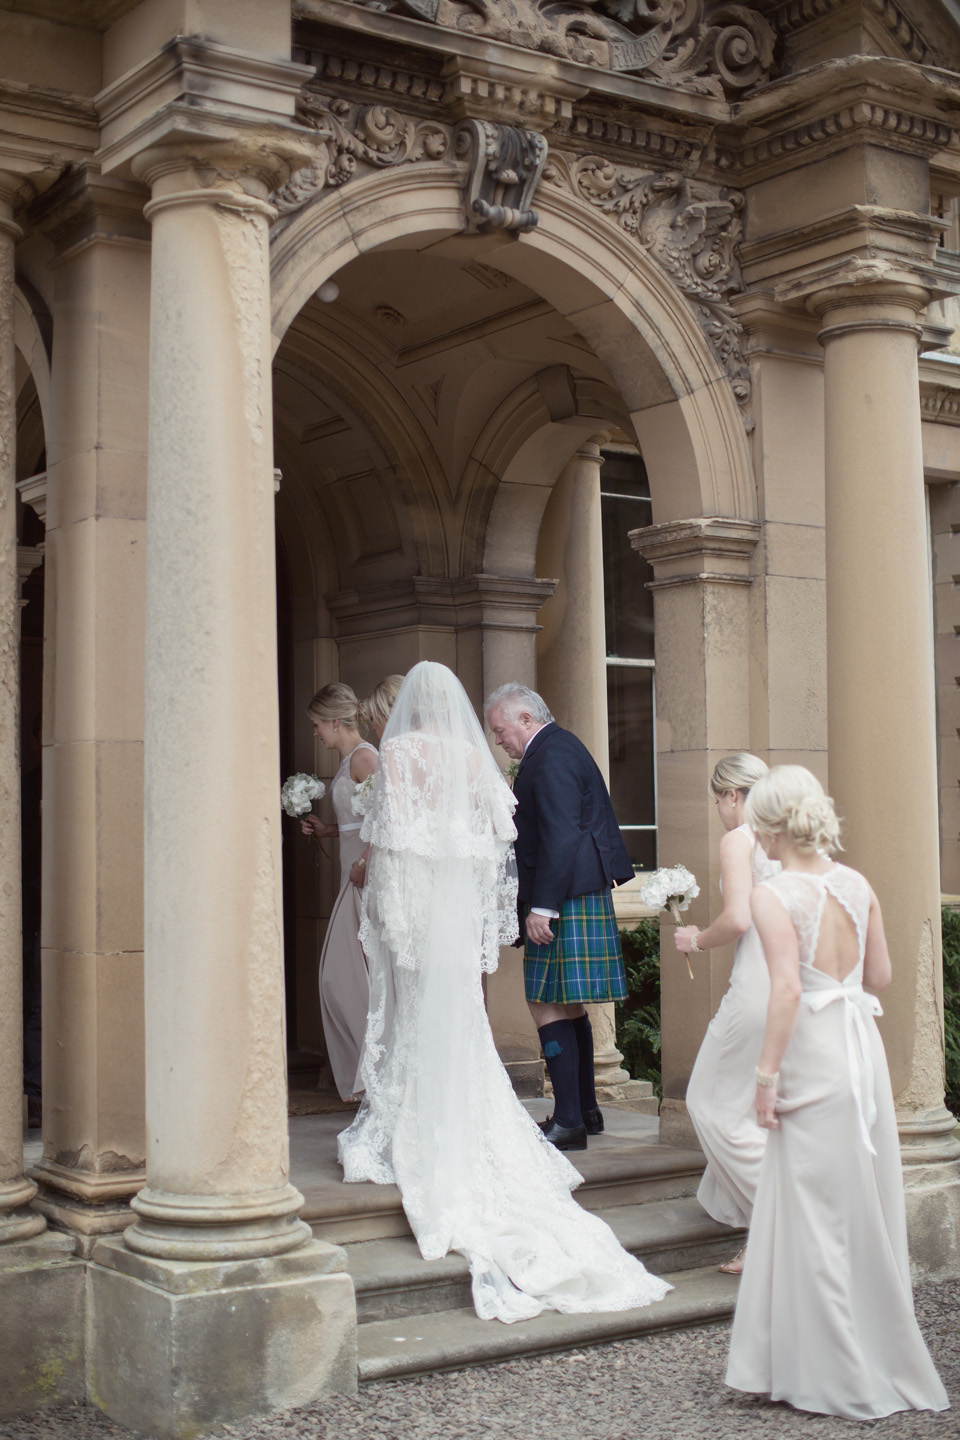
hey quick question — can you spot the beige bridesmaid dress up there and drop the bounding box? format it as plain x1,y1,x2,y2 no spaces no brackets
686,825,778,1227
726,864,949,1419
318,741,377,1100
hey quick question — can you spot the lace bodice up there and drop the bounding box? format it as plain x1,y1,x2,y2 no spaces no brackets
330,742,377,831
737,824,780,887
760,864,870,982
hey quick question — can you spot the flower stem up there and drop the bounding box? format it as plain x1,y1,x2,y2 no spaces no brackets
667,900,694,979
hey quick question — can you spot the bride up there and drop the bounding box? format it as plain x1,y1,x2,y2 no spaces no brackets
338,661,672,1323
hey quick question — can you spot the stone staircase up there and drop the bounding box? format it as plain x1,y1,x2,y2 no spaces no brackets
291,1104,744,1382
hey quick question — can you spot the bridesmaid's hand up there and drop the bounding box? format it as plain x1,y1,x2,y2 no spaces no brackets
300,814,335,838
349,860,367,888
674,926,699,954
755,1085,779,1130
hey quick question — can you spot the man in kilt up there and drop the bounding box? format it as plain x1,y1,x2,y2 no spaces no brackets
486,682,634,1150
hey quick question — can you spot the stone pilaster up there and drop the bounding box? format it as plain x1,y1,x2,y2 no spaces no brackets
536,441,641,1101
0,174,44,1246
806,272,960,1278
631,517,760,1147
23,166,152,1249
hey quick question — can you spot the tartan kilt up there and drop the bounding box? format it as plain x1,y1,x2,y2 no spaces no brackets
523,889,627,1005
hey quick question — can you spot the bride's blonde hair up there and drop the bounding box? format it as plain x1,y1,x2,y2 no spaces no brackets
744,765,842,855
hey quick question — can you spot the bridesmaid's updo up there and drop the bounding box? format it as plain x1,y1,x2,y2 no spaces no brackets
360,674,405,733
745,765,842,855
710,753,767,797
307,682,361,729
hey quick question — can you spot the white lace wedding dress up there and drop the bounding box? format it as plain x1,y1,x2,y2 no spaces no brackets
686,825,779,1226
726,864,949,1418
338,662,672,1323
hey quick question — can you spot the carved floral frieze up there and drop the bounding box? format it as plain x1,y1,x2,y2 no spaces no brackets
544,154,750,403
272,95,452,215
345,0,775,96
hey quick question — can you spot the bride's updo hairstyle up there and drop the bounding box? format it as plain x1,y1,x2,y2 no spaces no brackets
307,682,361,729
710,752,767,797
360,674,405,733
745,764,842,855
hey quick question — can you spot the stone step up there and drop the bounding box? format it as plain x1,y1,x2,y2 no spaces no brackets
356,1263,740,1382
301,1130,707,1246
347,1197,744,1323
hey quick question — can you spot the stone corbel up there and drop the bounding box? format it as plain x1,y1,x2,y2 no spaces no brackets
629,516,761,589
456,119,548,233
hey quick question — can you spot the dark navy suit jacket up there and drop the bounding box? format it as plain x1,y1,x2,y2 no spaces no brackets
512,723,634,914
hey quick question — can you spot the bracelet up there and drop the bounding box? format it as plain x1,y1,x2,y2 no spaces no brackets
357,857,366,869
755,1067,779,1088
689,931,702,953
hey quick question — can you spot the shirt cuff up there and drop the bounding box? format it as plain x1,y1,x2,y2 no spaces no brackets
531,906,560,919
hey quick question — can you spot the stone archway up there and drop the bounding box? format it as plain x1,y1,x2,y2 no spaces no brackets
268,159,759,1127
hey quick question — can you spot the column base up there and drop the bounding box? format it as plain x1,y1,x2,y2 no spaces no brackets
0,1232,85,1420
658,1097,705,1151
87,1235,358,1439
899,1103,960,1281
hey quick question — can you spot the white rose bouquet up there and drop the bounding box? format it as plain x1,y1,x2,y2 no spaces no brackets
281,773,326,818
639,865,700,979
351,772,376,818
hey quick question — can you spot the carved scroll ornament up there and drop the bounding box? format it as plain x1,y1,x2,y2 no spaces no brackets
271,97,452,215
347,0,775,96
544,155,750,404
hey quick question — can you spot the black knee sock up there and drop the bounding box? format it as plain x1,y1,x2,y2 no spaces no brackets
571,1012,597,1114
538,1019,582,1129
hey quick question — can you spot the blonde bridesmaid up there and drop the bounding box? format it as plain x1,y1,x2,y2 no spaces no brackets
727,766,947,1420
301,683,378,1100
675,754,779,1271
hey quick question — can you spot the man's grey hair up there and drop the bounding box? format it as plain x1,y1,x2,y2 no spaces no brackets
484,682,554,725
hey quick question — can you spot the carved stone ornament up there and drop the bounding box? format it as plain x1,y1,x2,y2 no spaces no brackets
271,95,452,215
544,155,750,404
347,0,775,95
456,119,548,232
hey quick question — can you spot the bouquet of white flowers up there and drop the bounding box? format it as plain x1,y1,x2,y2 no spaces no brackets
281,773,326,818
639,865,700,979
351,772,376,818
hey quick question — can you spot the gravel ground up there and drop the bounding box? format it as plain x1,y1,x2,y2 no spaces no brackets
4,1281,958,1440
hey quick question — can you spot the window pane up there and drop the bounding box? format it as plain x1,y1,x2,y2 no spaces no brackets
601,469,654,660
607,665,656,870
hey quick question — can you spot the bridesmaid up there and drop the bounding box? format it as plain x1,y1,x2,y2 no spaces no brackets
347,674,405,891
727,766,948,1419
300,683,378,1101
675,754,779,1272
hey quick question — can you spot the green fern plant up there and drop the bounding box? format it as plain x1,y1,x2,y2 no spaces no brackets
615,918,662,1097
942,908,960,1118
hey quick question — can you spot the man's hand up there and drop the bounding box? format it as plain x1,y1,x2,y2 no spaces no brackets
526,912,554,946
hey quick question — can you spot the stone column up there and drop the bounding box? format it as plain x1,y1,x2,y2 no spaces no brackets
85,144,356,1437
535,442,638,1101
631,518,760,1147
812,276,960,1278
0,176,44,1247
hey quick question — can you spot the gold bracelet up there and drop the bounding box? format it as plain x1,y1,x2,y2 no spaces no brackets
755,1067,779,1088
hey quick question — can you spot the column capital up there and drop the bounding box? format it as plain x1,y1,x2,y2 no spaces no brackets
774,250,960,333
97,36,315,192
629,516,761,590
28,162,150,264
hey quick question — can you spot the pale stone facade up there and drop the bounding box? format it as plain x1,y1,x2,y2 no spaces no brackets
3,0,960,1433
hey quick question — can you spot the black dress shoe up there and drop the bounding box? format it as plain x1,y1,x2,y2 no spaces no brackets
582,1107,604,1135
540,1118,588,1151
